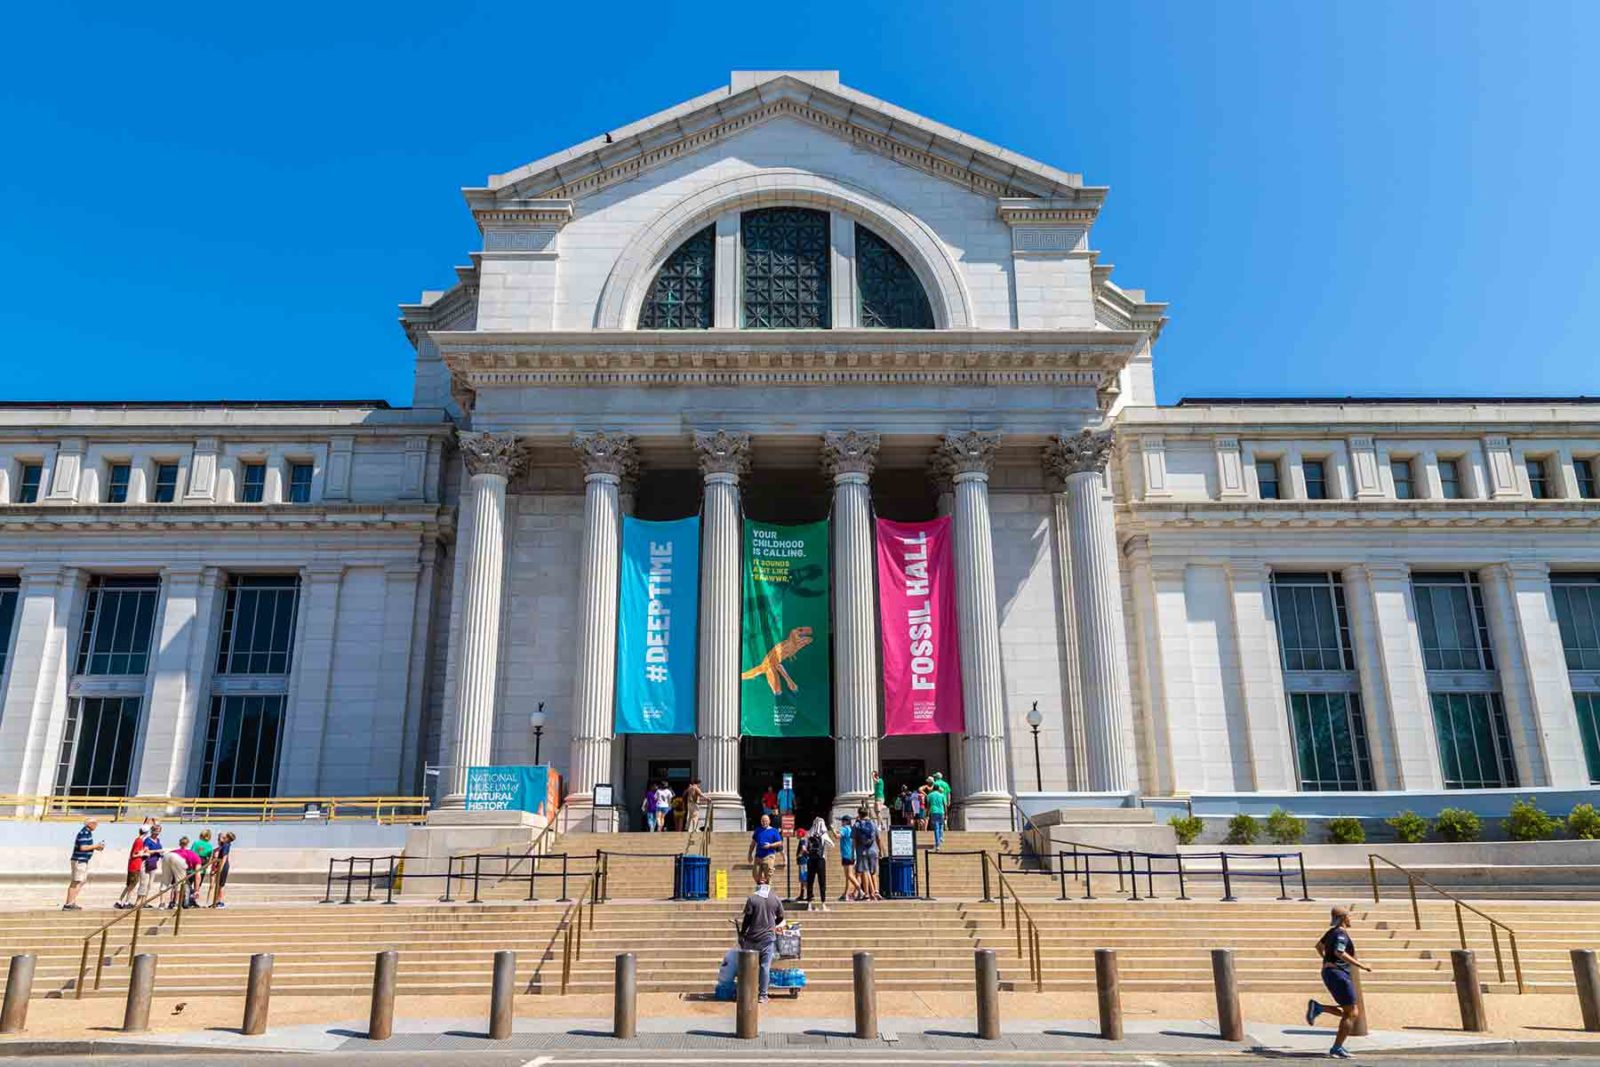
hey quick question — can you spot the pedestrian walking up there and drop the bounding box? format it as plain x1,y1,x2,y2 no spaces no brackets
853,808,882,901
684,778,705,832
114,822,150,909
654,782,673,832
210,832,235,907
671,792,685,832
748,813,784,885
925,777,948,848
802,816,831,910
63,818,105,910
837,814,859,901
1306,905,1373,1059
871,771,886,824
737,881,786,1003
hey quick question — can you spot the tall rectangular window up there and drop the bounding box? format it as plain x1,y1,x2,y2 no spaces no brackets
105,463,131,504
75,576,161,676
152,463,179,503
1552,573,1600,782
53,696,143,797
1256,459,1282,500
1391,459,1415,500
1526,457,1552,499
0,577,18,678
286,462,313,504
239,462,266,503
202,575,300,798
1302,459,1329,500
1271,573,1372,790
1413,571,1517,789
1577,459,1598,500
16,463,42,504
1438,458,1464,499
57,575,161,797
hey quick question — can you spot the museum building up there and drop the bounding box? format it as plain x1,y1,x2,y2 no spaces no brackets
1,71,1597,829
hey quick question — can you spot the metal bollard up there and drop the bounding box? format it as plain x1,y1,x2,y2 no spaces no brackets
1350,965,1370,1036
242,953,273,1036
1211,949,1243,1041
974,948,1000,1040
122,954,156,1033
1574,949,1600,1032
0,955,36,1034
489,950,516,1040
1095,949,1122,1040
614,953,637,1039
735,949,759,1039
1451,949,1487,1032
369,950,397,1041
853,951,877,1039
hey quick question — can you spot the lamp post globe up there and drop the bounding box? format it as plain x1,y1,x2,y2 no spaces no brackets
1025,701,1043,792
530,702,547,765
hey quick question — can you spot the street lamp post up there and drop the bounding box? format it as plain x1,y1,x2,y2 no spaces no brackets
530,702,547,766
1025,702,1043,792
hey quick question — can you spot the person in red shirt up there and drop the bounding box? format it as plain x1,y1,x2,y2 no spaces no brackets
115,824,150,909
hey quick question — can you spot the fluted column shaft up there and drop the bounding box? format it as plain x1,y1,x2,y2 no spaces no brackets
694,431,750,828
568,472,623,792
444,467,512,804
826,431,881,813
1065,469,1139,791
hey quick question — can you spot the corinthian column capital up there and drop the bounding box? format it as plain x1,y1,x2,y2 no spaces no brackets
821,430,880,482
936,430,1001,479
694,430,751,479
1045,428,1116,481
458,431,524,479
572,431,638,483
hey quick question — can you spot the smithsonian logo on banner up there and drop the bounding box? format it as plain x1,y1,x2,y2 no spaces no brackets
614,515,699,735
739,518,830,737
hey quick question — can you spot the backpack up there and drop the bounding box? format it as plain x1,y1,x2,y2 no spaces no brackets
853,819,876,850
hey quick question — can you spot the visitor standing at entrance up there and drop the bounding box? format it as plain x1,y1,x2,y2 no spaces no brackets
63,819,104,910
872,772,886,824
761,784,779,820
837,814,859,901
926,777,948,848
802,817,831,909
685,778,705,832
642,783,658,832
748,814,784,885
654,782,674,832
1307,906,1372,1059
853,808,882,901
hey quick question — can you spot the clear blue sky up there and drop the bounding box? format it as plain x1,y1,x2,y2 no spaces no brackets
3,2,1596,406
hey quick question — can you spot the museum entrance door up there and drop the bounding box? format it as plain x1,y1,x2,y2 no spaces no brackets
739,736,834,831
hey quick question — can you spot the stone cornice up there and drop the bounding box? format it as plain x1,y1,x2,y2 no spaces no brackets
1120,499,1600,532
996,199,1100,226
434,329,1137,392
0,503,454,533
1112,408,1600,437
466,198,574,233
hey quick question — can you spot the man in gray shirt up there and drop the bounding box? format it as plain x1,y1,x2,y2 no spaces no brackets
737,883,786,1001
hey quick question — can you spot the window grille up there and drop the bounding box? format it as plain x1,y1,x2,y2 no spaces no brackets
741,207,830,328
639,225,714,329
856,224,933,329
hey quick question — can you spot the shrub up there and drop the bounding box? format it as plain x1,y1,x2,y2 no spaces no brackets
1225,813,1260,845
1568,803,1600,840
1168,814,1205,845
1503,797,1559,841
1435,807,1482,843
1386,810,1430,843
1265,807,1307,845
1326,817,1366,845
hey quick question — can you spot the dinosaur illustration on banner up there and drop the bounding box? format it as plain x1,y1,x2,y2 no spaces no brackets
740,626,814,694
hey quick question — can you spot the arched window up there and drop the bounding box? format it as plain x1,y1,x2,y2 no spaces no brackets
742,207,830,328
855,224,934,329
638,224,714,329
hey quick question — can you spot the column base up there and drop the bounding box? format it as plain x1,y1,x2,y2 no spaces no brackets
703,795,748,833
557,796,621,834
956,793,1015,831
437,793,466,811
830,791,874,826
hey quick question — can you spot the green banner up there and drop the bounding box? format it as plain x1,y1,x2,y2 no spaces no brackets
739,519,831,737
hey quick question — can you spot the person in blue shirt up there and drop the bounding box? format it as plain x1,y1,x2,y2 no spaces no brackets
852,809,882,901
747,814,784,886
63,819,104,910
837,814,858,901
1306,906,1373,1059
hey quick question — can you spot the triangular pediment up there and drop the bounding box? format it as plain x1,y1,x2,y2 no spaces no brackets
465,71,1104,210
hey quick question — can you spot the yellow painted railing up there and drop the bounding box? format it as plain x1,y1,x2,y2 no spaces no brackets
0,795,430,824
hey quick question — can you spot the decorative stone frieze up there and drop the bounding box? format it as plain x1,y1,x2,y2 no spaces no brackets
693,430,751,479
821,430,880,481
458,432,524,479
1044,429,1116,480
572,431,638,482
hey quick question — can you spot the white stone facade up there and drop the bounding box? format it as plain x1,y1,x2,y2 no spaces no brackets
3,72,1596,824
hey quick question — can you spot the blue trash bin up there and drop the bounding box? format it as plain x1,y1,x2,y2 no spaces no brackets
675,854,710,900
885,855,916,899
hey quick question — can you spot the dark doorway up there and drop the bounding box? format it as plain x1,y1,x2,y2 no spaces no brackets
739,736,834,831
641,758,692,832
882,758,927,825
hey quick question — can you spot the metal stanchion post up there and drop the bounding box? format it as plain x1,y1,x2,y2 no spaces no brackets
1220,853,1236,902
122,953,156,1033
1298,853,1312,901
974,948,1000,1040
1176,852,1189,900
490,950,516,1039
383,858,396,905
1275,856,1289,900
853,951,877,1039
1057,852,1068,900
0,955,36,1033
321,858,334,904
735,949,759,1039
614,953,637,1039
242,953,274,1036
342,857,355,904
1573,949,1600,1032
471,856,483,904
560,854,571,902
369,950,397,1040
1452,950,1487,1032
1095,949,1122,1040
1211,949,1243,1041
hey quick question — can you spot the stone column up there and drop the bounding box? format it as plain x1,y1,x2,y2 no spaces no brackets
564,432,637,832
694,430,751,831
937,431,1012,828
133,566,223,798
823,431,881,818
0,566,79,805
1044,469,1088,789
441,432,523,806
1046,431,1139,793
1343,563,1443,790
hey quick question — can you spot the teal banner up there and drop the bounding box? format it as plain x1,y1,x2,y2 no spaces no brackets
464,765,558,814
614,515,700,734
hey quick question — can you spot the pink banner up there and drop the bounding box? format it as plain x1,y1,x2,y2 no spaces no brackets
876,516,964,735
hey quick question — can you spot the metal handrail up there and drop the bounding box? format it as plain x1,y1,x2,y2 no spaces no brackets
4,794,430,824
682,795,716,858
1368,853,1525,994
982,852,1043,991
1007,798,1043,865
76,862,212,997
558,868,599,995
486,822,560,886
